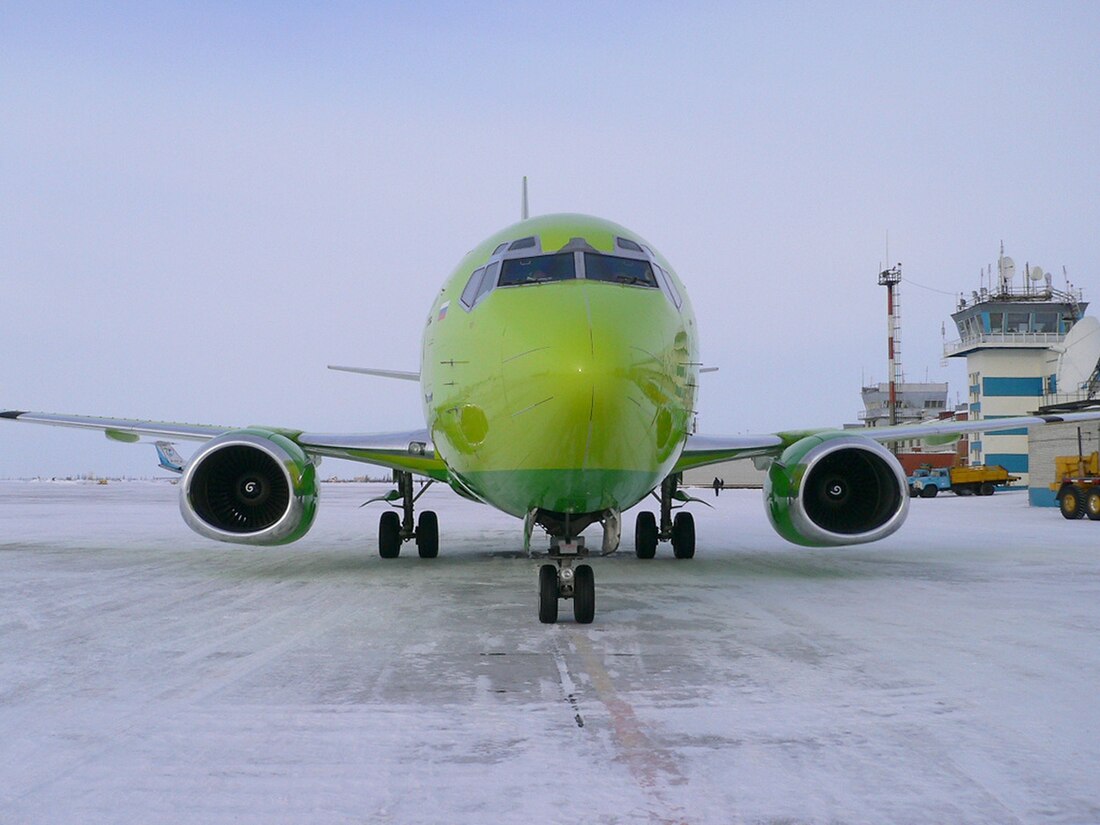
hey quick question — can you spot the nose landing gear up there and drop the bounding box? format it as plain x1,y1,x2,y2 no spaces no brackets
538,537,596,624
532,509,618,624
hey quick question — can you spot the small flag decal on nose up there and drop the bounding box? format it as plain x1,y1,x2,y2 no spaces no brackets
437,301,450,321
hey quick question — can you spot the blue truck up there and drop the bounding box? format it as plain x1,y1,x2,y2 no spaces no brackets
908,465,1019,498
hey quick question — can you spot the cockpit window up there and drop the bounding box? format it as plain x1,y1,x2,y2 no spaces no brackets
583,253,659,288
459,267,486,309
656,265,682,307
475,261,499,302
508,237,537,251
499,253,576,286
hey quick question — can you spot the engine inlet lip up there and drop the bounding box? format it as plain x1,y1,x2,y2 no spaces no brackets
180,434,302,544
789,436,910,546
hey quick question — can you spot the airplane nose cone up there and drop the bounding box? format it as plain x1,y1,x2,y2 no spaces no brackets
492,283,691,506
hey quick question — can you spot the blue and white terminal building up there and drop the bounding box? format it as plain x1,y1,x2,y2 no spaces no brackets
944,248,1100,505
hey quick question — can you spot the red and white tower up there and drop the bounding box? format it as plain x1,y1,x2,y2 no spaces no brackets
878,263,903,427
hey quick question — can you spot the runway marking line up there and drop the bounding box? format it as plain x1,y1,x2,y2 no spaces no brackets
557,633,692,825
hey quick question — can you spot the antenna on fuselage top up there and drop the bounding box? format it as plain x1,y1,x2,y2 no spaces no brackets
521,176,529,220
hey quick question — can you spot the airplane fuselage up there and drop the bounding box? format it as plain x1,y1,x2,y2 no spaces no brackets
421,214,699,519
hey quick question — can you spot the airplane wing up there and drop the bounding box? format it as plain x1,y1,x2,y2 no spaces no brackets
675,409,1100,473
296,429,448,479
0,410,228,441
673,433,786,472
0,409,448,479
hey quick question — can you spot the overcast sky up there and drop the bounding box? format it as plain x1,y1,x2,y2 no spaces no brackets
2,2,1098,477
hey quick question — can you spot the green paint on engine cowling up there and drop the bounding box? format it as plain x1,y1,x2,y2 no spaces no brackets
765,431,844,547
241,427,319,545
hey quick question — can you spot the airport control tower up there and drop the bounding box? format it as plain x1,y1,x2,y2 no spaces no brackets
944,247,1088,484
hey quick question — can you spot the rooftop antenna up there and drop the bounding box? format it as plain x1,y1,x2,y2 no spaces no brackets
998,241,1015,293
1028,264,1044,297
521,176,529,221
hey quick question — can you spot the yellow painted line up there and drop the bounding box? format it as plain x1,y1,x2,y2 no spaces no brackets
569,633,691,824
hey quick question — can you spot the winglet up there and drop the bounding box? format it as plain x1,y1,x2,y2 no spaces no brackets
0,410,27,419
154,441,185,474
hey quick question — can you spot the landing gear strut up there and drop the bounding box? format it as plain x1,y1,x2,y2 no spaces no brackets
376,470,438,559
538,537,596,625
634,473,696,559
532,509,617,624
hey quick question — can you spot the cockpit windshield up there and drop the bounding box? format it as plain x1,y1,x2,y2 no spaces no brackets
499,253,576,286
583,253,659,288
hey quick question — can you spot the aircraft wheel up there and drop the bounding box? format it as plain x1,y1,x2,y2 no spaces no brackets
920,486,938,498
538,564,559,624
980,482,995,496
634,511,657,559
379,511,402,558
672,511,695,559
416,510,439,558
1060,487,1086,520
1085,489,1100,521
573,564,595,624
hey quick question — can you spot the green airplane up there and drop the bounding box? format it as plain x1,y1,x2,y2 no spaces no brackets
6,211,1100,624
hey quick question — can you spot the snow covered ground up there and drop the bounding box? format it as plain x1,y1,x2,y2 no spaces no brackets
2,480,1099,824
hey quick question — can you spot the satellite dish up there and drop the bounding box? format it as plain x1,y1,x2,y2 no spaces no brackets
999,255,1015,286
1029,265,1045,282
1056,316,1100,394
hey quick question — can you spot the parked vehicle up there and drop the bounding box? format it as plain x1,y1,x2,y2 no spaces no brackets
1051,451,1100,520
908,465,1019,498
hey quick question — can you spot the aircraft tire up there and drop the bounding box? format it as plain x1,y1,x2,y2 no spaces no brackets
672,511,695,559
1060,486,1086,520
416,510,439,558
538,564,559,624
634,511,657,559
573,564,595,624
379,511,402,558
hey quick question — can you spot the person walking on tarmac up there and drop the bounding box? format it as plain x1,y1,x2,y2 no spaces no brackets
713,476,722,497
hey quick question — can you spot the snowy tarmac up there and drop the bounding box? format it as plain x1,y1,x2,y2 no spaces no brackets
2,480,1099,824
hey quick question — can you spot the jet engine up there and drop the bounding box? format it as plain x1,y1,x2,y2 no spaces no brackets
764,433,909,547
180,429,319,545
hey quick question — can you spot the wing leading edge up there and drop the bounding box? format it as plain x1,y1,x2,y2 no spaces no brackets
0,409,447,479
676,410,1100,473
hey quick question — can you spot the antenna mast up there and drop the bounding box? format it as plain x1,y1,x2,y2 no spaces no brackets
521,176,529,220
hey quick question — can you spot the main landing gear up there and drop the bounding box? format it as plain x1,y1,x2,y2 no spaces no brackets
375,470,438,559
634,473,696,560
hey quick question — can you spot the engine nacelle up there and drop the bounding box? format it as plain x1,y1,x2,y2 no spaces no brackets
180,429,319,545
764,433,909,547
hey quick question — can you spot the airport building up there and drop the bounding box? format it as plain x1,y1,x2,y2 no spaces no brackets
854,383,968,474
943,248,1099,501
681,383,966,489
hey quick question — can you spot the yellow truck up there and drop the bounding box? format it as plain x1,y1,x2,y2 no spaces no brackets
1051,451,1100,520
